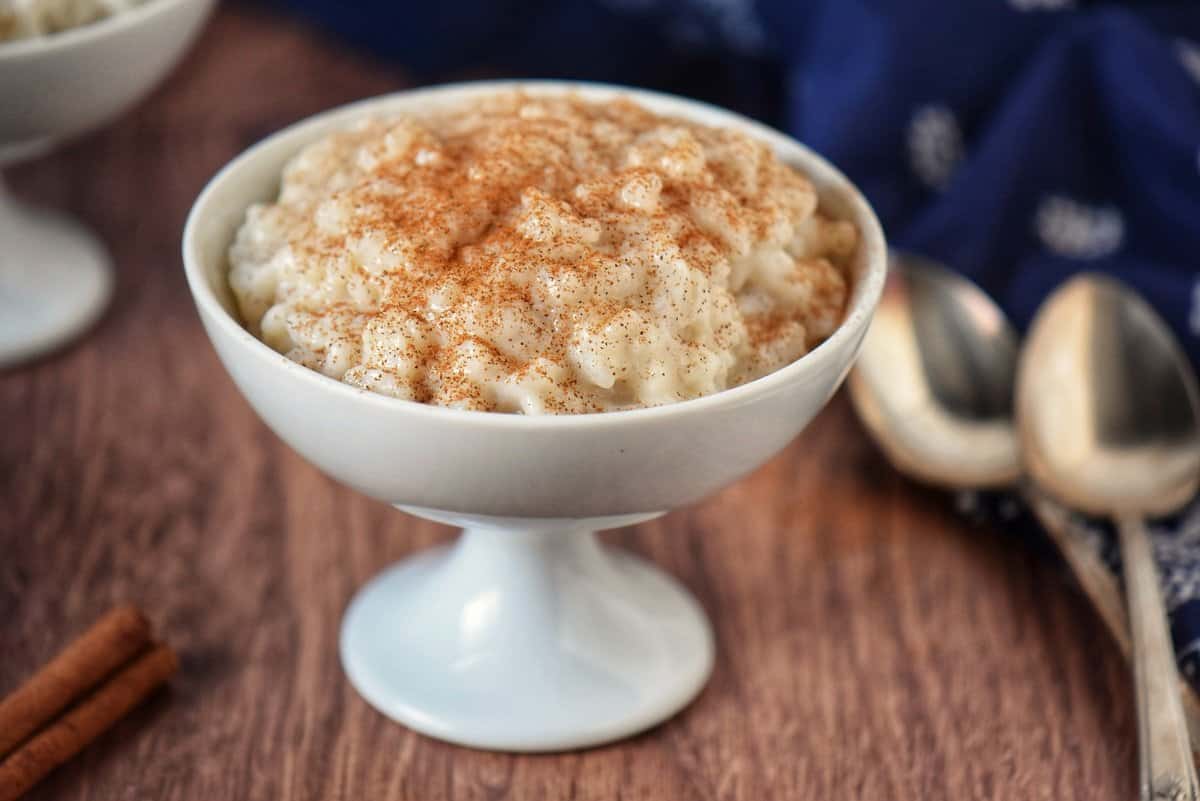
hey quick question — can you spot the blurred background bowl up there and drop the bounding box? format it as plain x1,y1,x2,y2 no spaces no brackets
0,0,216,154
0,0,215,368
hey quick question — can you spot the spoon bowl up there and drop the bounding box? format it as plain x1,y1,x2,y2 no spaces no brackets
848,251,1020,489
1017,274,1200,518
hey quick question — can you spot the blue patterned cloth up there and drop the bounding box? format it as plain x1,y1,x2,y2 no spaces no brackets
266,0,1200,684
967,491,1200,691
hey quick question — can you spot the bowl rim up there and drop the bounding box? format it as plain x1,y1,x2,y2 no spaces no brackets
0,0,207,59
182,79,888,430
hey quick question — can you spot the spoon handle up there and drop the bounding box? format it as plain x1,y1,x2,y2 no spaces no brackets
1118,514,1200,801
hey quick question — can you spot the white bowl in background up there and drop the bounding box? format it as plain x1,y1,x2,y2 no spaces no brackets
0,0,215,366
183,81,888,752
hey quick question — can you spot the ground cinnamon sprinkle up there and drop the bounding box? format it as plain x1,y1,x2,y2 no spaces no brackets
229,92,858,414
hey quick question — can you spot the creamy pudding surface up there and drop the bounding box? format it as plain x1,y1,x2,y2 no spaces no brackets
0,0,148,41
229,93,857,414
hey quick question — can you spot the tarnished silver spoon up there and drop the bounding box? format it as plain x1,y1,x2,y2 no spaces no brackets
1017,273,1200,801
848,251,1020,489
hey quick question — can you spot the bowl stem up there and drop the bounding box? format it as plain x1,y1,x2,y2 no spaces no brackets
339,522,714,751
0,173,112,367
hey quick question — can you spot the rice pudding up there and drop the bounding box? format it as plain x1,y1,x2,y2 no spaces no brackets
0,0,149,41
229,93,857,414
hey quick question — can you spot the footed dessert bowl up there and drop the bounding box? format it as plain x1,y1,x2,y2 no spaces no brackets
0,0,214,366
183,81,887,752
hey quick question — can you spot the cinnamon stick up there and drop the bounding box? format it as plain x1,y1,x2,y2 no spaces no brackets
0,643,178,801
0,605,150,758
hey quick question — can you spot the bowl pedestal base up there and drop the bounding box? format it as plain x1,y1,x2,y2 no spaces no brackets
0,175,112,367
339,511,715,752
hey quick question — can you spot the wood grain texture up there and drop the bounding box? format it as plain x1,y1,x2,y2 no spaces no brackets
0,6,1138,799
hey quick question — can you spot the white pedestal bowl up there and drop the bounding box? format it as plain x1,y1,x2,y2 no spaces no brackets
0,0,214,366
183,82,887,752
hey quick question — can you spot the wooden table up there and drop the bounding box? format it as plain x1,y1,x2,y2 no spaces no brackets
0,6,1137,799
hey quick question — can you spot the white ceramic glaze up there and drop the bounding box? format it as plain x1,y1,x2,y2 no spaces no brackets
341,523,716,751
0,178,112,364
183,81,888,752
0,0,215,366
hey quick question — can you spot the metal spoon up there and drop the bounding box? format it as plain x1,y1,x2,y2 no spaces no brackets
847,251,1021,490
1017,273,1200,801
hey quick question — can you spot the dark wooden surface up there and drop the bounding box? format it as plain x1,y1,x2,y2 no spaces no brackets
0,6,1137,799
